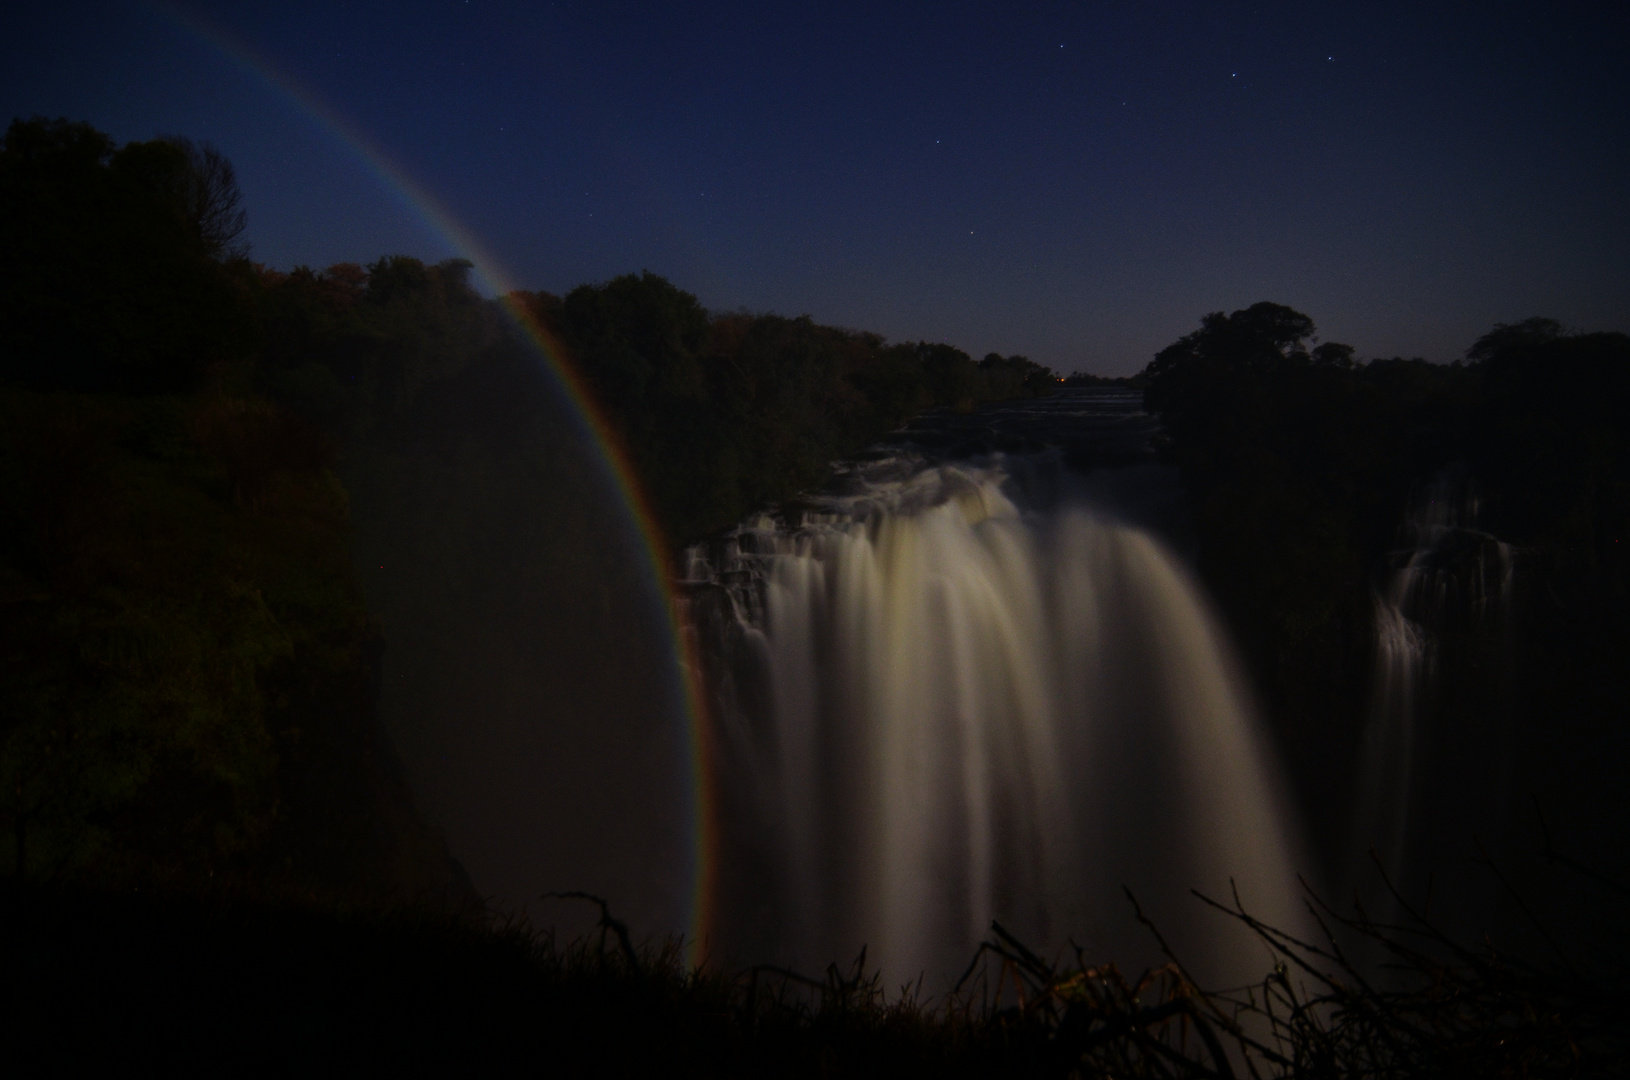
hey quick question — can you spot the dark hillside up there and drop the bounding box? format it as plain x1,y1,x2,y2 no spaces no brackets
0,118,467,905
1141,304,1630,954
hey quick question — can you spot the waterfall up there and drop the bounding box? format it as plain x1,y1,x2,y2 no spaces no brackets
685,455,1308,988
1354,476,1514,904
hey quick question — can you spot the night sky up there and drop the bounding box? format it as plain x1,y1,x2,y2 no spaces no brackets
5,1,1626,374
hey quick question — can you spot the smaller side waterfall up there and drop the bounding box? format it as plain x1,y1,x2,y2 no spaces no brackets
1354,475,1514,901
685,456,1310,988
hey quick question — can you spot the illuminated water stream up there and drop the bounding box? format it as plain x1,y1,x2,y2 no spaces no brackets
685,393,1309,987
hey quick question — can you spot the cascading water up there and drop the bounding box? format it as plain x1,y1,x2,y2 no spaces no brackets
1353,474,1515,905
685,409,1309,989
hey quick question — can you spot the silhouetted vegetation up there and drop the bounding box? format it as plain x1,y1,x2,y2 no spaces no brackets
514,274,1057,543
0,117,1054,903
253,262,1062,547
0,120,469,903
1140,303,1630,908
0,118,256,393
7,879,1623,1075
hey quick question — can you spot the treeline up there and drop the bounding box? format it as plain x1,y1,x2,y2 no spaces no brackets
257,261,1059,545
513,274,1057,543
0,119,467,902
0,116,1052,897
1139,302,1630,872
1062,370,1140,388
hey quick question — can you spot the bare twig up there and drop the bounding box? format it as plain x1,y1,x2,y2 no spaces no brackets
541,890,639,970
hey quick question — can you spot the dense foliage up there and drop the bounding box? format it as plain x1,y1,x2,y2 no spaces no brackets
0,118,255,393
0,116,1054,898
517,273,1057,544
1140,303,1630,861
0,119,467,901
1144,303,1448,649
258,263,1058,548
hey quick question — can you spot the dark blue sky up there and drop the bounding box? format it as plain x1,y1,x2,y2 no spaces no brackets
5,1,1626,374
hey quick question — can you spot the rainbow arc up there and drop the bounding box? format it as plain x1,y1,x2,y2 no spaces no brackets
159,3,718,961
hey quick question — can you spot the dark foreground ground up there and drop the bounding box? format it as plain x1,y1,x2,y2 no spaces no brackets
3,884,1037,1077
6,883,1625,1078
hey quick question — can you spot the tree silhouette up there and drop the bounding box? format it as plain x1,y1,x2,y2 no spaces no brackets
0,117,255,393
